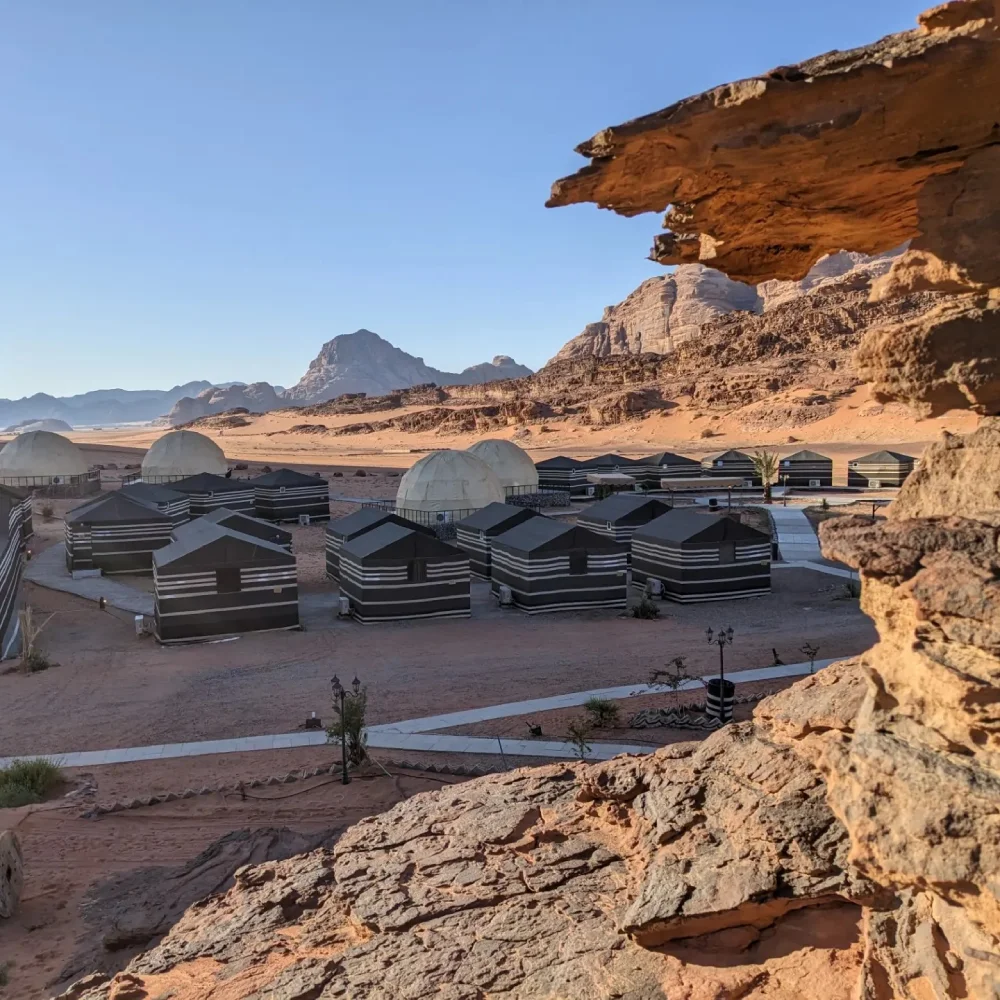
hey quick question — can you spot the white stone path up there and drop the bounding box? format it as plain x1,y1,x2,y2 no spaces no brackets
0,658,839,770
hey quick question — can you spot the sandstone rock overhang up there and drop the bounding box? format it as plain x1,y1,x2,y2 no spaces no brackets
547,1,1000,286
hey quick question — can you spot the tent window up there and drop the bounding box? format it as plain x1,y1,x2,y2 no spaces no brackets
718,542,736,565
569,550,587,575
216,567,241,593
279,486,286,493
408,559,427,582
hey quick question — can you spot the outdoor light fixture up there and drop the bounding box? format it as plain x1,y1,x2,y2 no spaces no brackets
331,674,350,786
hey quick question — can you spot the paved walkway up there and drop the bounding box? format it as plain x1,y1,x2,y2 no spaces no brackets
762,506,824,561
25,544,154,616
0,658,838,770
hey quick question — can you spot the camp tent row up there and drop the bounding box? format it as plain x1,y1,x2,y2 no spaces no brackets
537,449,917,492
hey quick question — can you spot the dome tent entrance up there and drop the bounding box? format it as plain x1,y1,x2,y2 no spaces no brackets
395,450,504,521
141,430,227,483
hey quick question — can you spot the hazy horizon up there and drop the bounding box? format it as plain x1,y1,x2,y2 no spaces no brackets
2,1,926,398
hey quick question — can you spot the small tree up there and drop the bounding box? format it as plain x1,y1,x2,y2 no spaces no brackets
327,681,369,767
584,697,620,729
648,656,697,693
17,606,55,673
752,450,780,504
565,718,593,760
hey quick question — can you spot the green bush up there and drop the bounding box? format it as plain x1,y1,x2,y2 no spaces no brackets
631,597,660,620
584,697,620,729
0,758,62,808
327,683,369,767
564,717,593,759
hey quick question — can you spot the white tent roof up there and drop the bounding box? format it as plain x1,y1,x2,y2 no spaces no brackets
142,430,227,480
466,439,538,490
397,450,504,513
0,431,88,478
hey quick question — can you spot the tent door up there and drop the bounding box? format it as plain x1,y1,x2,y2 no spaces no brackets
408,559,427,582
569,550,587,575
718,542,736,565
216,567,241,593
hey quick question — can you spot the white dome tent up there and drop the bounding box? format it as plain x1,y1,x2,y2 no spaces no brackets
141,430,227,482
0,431,90,487
466,439,539,493
396,450,503,519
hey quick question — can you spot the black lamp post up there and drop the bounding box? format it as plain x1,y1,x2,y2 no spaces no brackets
800,642,819,674
331,674,350,785
706,626,734,721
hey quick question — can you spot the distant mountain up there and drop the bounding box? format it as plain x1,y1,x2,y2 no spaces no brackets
3,417,74,434
167,382,284,426
283,330,532,403
0,382,216,430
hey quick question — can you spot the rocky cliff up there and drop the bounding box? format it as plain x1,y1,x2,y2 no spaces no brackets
166,382,285,426
552,250,904,363
284,330,532,403
57,4,1000,999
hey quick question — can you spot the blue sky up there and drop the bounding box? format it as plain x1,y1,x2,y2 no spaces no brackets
0,1,924,398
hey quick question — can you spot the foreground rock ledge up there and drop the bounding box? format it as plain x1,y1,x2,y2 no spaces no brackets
59,673,876,999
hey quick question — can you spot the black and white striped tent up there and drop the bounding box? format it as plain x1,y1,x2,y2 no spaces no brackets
0,500,24,660
252,468,330,523
638,452,702,488
120,482,191,526
534,456,587,496
631,509,771,603
454,503,541,578
704,450,760,485
490,519,628,614
175,507,293,551
778,450,833,488
153,520,299,643
65,491,174,574
576,494,671,545
0,484,32,549
170,473,255,517
325,509,435,582
847,450,915,488
339,521,471,624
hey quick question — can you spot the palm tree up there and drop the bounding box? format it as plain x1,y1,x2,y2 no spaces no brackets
752,450,779,504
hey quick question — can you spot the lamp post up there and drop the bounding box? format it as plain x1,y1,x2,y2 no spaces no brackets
800,642,819,675
705,626,734,721
331,674,350,785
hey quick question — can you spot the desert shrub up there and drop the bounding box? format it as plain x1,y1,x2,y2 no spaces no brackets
841,579,861,600
699,428,716,439
333,471,343,477
260,465,273,474
649,656,697,692
0,961,9,988
584,697,620,729
40,503,54,520
564,717,593,759
354,469,367,477
328,680,369,767
0,758,62,808
821,497,830,510
631,597,660,619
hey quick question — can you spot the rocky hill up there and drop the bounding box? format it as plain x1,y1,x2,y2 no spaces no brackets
2,417,74,434
552,249,903,362
283,329,532,403
166,382,285,426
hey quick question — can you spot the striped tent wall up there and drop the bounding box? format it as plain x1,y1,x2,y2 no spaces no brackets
454,525,491,577
490,547,629,614
778,452,833,488
154,562,299,643
631,536,771,603
534,459,589,497
325,512,435,582
637,454,702,489
576,498,672,545
705,451,760,485
252,473,330,523
65,516,174,574
0,512,24,660
453,504,541,579
172,481,255,517
122,491,191,526
847,452,915,488
340,551,471,624
0,487,32,549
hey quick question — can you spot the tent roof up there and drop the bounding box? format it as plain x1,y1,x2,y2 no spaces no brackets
455,502,540,533
466,439,538,490
396,449,504,513
581,453,640,468
0,431,89,477
327,508,435,540
121,482,187,504
851,450,915,464
66,490,169,525
251,467,328,487
534,455,579,469
492,517,625,555
190,507,292,546
341,520,463,561
709,450,753,462
781,450,832,463
639,452,701,466
154,520,293,569
634,509,769,545
171,473,251,493
577,494,671,526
